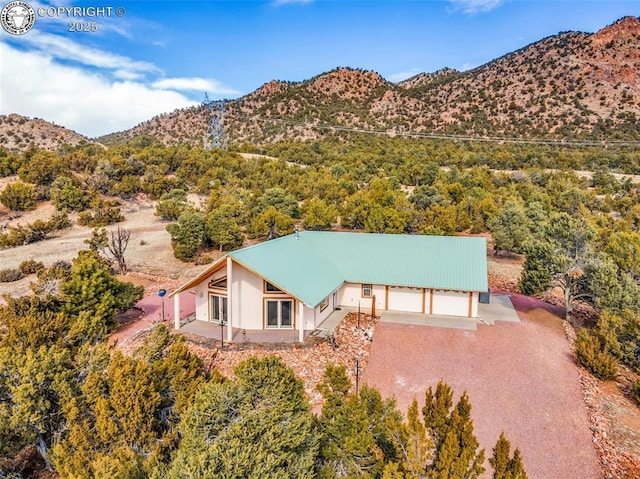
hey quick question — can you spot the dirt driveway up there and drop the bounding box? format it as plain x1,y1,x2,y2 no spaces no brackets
362,295,602,479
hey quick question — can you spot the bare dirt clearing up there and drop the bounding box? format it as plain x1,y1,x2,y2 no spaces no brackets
0,195,203,298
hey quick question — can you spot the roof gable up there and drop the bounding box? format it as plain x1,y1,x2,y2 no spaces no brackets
229,235,344,308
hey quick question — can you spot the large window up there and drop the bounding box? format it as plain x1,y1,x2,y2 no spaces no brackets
210,295,227,323
362,284,372,298
265,299,293,329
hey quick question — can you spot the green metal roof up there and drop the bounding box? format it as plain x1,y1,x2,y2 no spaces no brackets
230,231,488,308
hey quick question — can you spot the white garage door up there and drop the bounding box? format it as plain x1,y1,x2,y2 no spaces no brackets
432,290,469,317
388,286,423,313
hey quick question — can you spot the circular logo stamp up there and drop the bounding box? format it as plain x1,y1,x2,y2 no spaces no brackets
1,1,35,35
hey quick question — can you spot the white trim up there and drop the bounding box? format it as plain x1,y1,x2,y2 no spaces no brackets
226,257,233,342
298,301,304,343
173,292,181,329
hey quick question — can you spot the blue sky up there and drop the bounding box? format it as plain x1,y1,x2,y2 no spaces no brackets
0,0,637,137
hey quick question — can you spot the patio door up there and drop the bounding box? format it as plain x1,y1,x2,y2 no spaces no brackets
210,295,227,323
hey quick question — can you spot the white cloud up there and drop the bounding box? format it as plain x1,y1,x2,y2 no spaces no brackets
387,68,423,83
0,42,199,137
0,22,243,138
461,62,477,71
152,77,241,96
449,0,503,14
14,30,157,76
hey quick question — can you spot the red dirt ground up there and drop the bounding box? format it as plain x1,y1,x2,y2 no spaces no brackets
362,294,602,479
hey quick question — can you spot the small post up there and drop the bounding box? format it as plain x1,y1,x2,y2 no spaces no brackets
220,319,225,349
371,294,376,319
158,289,167,322
173,293,181,330
355,359,360,394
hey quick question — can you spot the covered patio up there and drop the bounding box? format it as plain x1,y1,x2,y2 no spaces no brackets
177,306,358,344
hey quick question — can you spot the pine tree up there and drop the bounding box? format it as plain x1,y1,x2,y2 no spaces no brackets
401,398,432,478
490,433,528,479
423,383,485,479
61,250,143,329
317,365,403,478
489,432,511,479
422,381,453,448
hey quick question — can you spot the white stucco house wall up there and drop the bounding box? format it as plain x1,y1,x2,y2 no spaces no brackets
169,231,489,342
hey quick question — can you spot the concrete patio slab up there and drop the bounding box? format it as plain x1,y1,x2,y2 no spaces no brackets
380,311,478,330
478,294,521,325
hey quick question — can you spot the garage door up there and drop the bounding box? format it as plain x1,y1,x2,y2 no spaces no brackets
432,290,469,317
388,286,423,313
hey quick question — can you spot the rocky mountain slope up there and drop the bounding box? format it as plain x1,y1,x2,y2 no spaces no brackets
99,16,640,147
0,114,95,152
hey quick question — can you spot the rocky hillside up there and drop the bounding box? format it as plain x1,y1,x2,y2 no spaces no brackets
400,16,640,139
0,114,95,152
96,16,640,146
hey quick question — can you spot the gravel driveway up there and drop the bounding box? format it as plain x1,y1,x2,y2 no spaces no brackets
362,295,602,479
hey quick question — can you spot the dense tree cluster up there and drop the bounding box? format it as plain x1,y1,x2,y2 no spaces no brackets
0,289,529,479
0,251,145,474
0,133,639,414
0,245,527,478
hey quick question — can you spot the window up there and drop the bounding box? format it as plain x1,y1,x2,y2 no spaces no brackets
265,299,293,329
319,296,329,312
208,277,227,289
210,295,227,323
362,284,372,298
265,281,282,293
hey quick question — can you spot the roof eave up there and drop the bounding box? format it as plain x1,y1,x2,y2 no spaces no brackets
168,255,228,298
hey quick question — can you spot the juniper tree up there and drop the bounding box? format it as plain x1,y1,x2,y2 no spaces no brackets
61,250,143,329
249,206,295,240
51,325,207,478
489,433,528,479
166,210,207,261
205,206,243,251
302,197,338,231
169,356,318,479
488,200,531,255
400,398,433,478
519,212,596,320
423,382,485,479
316,364,403,478
0,181,36,211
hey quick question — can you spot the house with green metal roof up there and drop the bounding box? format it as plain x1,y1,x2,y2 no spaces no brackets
170,231,488,342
